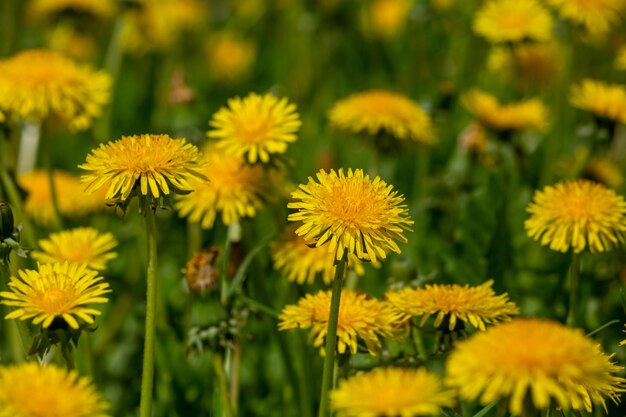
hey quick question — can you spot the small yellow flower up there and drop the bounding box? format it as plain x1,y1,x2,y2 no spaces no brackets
208,92,301,164
0,363,110,417
525,179,626,253
28,0,116,21
545,0,625,37
0,262,110,329
0,49,110,131
288,169,413,263
271,229,371,285
462,89,549,132
361,0,413,38
79,134,206,202
585,158,624,188
446,318,626,414
570,79,626,124
32,227,118,271
18,170,106,227
278,290,403,355
386,280,519,331
206,32,256,83
474,0,553,43
329,90,435,144
331,367,455,417
175,145,267,228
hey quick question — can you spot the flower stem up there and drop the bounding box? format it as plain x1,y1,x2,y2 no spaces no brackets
567,252,581,327
317,253,348,417
0,261,31,362
139,208,158,417
41,134,63,230
213,352,234,417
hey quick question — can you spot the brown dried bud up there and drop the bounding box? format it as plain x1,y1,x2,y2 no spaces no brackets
184,248,220,292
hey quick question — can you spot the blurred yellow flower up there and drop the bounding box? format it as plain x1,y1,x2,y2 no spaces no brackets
386,280,519,331
28,0,116,21
175,146,266,228
278,290,403,355
446,318,626,414
80,134,206,202
206,32,256,83
474,0,553,43
616,46,626,70
525,179,626,253
570,79,626,124
208,92,301,164
32,227,118,271
329,90,436,144
0,49,110,131
271,229,371,285
462,89,549,132
0,262,110,329
545,0,625,37
18,170,106,227
585,158,624,188
0,363,110,417
331,367,455,417
487,42,563,87
361,0,412,38
288,168,413,263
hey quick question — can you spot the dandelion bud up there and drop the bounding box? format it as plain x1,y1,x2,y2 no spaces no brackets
184,248,220,292
0,201,14,240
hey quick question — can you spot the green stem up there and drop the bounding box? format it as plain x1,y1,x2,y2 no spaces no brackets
139,208,158,417
41,134,63,230
0,168,36,248
567,252,580,327
187,220,202,258
317,254,348,417
213,352,234,417
229,341,241,414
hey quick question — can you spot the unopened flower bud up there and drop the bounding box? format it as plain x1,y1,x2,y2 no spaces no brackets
0,201,14,240
184,248,220,293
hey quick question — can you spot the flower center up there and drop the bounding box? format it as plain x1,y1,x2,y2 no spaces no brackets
32,274,78,314
235,115,271,143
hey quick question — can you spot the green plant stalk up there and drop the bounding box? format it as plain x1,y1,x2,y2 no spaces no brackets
213,352,234,417
1,261,22,362
139,208,158,417
42,135,63,230
229,341,241,414
317,254,348,417
567,252,580,327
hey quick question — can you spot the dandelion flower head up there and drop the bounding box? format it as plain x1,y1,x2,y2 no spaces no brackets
462,89,549,132
446,318,626,414
208,92,301,164
32,227,118,271
80,134,206,203
175,145,267,229
473,0,554,43
386,280,519,331
570,79,626,124
329,90,435,145
331,367,455,417
288,168,413,263
585,158,624,188
545,0,626,37
361,0,413,38
28,0,116,21
525,179,626,253
0,363,109,417
278,289,403,355
0,49,110,131
206,32,256,83
0,262,110,329
18,170,106,227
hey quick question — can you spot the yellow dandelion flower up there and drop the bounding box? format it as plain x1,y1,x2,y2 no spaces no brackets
0,262,110,329
207,92,301,164
446,318,626,414
278,290,403,355
570,79,626,124
474,0,553,43
0,363,109,417
525,179,626,253
32,227,118,271
386,280,519,331
462,89,549,132
175,145,266,228
487,43,563,87
361,0,413,38
18,170,106,227
206,32,256,83
288,168,413,263
79,134,206,202
585,158,624,188
0,49,110,131
28,0,116,21
545,0,625,37
616,46,626,70
271,229,371,285
328,90,436,145
331,367,455,417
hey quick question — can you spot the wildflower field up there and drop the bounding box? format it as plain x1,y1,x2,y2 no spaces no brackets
2,0,626,416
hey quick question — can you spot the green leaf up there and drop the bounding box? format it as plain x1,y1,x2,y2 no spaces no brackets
227,232,275,299
472,402,497,417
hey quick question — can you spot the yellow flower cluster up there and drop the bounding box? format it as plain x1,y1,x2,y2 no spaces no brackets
570,79,626,124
